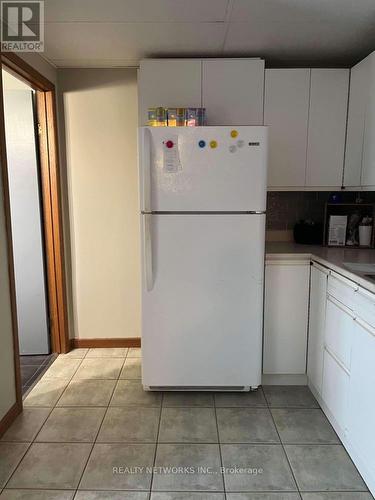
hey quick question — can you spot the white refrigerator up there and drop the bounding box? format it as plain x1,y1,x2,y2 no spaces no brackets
139,126,268,391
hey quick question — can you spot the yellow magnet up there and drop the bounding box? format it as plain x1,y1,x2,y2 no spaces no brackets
230,129,238,138
210,140,218,149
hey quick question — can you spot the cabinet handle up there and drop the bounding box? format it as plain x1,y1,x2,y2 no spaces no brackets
327,295,356,319
266,259,309,266
323,345,351,375
330,271,359,291
311,261,330,275
354,317,375,337
355,286,375,302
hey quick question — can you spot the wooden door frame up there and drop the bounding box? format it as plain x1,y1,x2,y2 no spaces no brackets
1,52,70,368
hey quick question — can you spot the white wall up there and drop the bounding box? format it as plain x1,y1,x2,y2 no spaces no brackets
58,69,140,339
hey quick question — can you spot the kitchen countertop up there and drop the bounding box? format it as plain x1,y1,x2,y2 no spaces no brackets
266,241,375,293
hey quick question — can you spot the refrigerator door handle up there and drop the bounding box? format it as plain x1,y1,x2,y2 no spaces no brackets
143,213,154,291
142,127,152,212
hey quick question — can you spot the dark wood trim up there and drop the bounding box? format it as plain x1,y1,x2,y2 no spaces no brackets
35,91,60,352
36,90,69,353
71,338,141,349
1,53,70,354
0,64,23,418
1,52,54,91
45,90,69,353
0,402,22,439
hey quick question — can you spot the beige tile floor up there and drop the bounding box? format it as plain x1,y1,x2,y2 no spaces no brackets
0,347,373,499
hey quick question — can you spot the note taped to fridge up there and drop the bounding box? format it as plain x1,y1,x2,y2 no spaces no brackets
163,136,180,173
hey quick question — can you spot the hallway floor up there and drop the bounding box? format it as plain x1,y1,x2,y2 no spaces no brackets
20,354,57,395
0,348,372,499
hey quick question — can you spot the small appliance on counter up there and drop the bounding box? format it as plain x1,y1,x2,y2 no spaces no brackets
328,215,347,246
323,202,375,248
293,219,323,245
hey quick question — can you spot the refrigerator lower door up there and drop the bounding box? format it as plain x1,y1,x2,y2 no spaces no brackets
141,213,265,389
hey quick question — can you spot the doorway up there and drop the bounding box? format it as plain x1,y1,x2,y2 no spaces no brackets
0,54,69,408
2,69,54,392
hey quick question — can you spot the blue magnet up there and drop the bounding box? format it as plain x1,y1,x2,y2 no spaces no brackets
198,140,206,148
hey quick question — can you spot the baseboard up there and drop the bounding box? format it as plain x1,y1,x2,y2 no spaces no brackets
0,401,22,438
70,337,141,349
262,373,308,385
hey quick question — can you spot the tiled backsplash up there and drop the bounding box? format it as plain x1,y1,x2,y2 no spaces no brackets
266,191,375,231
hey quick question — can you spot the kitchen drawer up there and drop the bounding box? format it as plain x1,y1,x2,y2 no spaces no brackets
354,286,375,328
327,272,357,309
325,295,354,370
322,347,349,434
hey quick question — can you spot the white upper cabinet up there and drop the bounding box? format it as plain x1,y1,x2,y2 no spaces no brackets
138,59,202,125
305,69,349,187
344,58,370,187
361,54,375,187
202,59,265,126
264,69,310,187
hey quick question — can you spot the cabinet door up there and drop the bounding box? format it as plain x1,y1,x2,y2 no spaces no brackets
348,318,375,485
307,263,328,394
361,53,375,186
306,69,349,187
264,262,310,374
264,69,310,188
344,58,369,187
202,59,264,126
322,347,350,434
138,59,202,125
324,296,354,370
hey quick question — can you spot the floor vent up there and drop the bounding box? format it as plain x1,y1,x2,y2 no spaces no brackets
145,386,252,392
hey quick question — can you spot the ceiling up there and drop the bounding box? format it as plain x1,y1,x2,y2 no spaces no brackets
40,0,375,68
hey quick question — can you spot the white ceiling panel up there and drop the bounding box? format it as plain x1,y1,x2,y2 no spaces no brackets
230,0,375,25
38,0,375,66
44,22,227,66
44,0,230,23
224,19,375,64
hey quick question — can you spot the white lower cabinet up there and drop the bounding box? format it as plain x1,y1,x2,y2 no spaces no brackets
264,261,310,374
347,317,375,492
322,347,350,435
307,262,328,394
307,271,375,496
324,296,354,370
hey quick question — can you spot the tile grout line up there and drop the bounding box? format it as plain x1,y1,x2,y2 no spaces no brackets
53,349,127,407
51,355,86,407
4,351,126,495
74,352,127,496
267,399,303,498
2,353,87,489
149,390,164,498
213,393,227,498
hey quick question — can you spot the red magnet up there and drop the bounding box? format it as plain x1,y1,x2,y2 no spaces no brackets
165,140,174,149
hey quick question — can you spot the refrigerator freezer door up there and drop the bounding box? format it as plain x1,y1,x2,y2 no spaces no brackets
139,126,268,213
141,213,265,388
